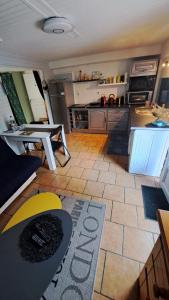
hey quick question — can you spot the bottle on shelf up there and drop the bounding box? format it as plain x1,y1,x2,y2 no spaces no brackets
8,116,17,131
78,70,82,81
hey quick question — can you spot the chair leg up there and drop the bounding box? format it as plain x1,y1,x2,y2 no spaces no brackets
54,143,71,167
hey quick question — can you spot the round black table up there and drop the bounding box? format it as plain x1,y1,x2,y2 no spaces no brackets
0,209,72,300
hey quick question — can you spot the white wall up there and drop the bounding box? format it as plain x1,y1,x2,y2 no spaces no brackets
49,44,161,69
0,82,14,133
55,59,131,104
49,45,161,104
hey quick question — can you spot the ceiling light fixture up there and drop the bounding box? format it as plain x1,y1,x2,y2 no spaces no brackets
162,60,169,68
42,16,73,34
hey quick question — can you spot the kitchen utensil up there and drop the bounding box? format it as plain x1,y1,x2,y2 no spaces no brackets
108,94,116,106
101,95,106,107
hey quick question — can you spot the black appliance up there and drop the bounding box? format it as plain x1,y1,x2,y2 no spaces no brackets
157,78,169,108
129,75,156,92
128,91,153,105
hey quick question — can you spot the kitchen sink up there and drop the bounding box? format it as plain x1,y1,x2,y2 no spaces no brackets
135,107,152,116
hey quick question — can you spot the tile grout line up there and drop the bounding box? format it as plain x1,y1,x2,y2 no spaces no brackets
100,248,145,265
122,224,124,257
100,250,107,295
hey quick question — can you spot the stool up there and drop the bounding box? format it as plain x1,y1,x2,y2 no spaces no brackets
3,192,62,232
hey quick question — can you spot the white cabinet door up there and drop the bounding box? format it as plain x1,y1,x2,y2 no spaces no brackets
23,73,47,121
129,129,169,176
160,150,169,202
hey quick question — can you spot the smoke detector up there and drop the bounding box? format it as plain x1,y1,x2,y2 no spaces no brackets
42,16,73,34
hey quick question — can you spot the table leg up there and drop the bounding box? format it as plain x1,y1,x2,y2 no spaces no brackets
61,125,68,156
42,136,56,170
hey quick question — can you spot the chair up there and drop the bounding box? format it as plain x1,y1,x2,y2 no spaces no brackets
44,126,71,167
23,121,44,155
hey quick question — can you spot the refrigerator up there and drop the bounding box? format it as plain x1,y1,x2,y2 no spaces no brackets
48,79,74,133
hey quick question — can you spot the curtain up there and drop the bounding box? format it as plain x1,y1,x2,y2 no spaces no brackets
33,70,45,100
1,73,26,125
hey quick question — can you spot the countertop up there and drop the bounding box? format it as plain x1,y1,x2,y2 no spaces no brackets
68,103,130,109
68,103,169,130
130,107,169,130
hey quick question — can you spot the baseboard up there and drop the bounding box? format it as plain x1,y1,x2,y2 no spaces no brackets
0,172,36,214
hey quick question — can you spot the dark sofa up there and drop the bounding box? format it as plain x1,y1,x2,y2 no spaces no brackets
0,138,41,212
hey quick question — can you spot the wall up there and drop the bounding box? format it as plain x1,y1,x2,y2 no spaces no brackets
0,82,14,133
54,59,131,104
12,72,34,123
49,45,161,104
49,44,161,69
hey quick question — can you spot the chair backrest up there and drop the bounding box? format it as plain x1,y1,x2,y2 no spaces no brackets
30,121,44,124
0,138,16,165
50,126,62,139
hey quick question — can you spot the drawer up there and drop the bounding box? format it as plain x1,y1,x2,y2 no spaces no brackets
107,121,128,131
154,249,169,292
108,111,128,122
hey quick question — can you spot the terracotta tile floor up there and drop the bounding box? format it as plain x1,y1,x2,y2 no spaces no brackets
0,133,160,300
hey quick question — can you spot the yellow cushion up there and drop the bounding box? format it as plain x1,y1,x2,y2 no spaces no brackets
3,192,62,233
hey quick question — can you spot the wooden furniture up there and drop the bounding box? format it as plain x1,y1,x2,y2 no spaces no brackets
139,210,169,300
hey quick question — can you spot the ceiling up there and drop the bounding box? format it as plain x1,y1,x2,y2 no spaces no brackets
0,0,169,63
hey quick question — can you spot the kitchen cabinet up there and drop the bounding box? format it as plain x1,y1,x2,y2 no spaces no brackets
69,106,129,133
138,211,169,300
107,108,129,131
129,129,169,176
130,59,158,77
88,109,107,131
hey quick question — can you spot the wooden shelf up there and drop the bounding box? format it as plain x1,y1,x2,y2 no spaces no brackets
98,82,128,87
73,79,99,83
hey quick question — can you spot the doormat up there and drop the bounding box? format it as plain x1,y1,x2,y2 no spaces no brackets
26,190,105,300
141,185,169,220
107,131,129,156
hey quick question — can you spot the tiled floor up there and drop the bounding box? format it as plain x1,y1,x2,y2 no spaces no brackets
0,132,160,300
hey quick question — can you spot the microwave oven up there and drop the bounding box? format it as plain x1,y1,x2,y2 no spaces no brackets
127,91,153,105
129,75,156,92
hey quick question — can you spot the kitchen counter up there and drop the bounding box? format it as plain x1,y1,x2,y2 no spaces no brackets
130,107,155,128
130,107,169,129
68,103,130,109
129,107,169,177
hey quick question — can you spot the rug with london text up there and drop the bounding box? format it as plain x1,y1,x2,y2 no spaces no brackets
28,190,105,300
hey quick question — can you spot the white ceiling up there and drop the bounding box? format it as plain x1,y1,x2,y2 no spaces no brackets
0,0,169,63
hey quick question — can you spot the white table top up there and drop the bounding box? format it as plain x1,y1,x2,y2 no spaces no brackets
24,124,62,129
1,130,50,139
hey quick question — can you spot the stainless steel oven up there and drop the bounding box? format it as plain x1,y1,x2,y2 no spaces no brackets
127,91,153,105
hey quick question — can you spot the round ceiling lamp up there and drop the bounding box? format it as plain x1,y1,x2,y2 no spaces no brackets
42,17,73,34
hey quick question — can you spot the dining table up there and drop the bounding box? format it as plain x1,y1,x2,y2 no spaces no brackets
0,124,67,171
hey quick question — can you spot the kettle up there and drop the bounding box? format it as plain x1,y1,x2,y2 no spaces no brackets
108,94,116,106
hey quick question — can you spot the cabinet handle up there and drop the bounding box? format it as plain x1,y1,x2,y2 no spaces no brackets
153,283,169,299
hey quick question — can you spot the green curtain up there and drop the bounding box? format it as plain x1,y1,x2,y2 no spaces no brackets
1,73,26,125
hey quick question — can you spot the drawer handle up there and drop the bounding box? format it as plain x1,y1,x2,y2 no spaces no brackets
153,283,169,299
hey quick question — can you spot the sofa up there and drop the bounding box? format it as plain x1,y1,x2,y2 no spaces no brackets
0,137,42,213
